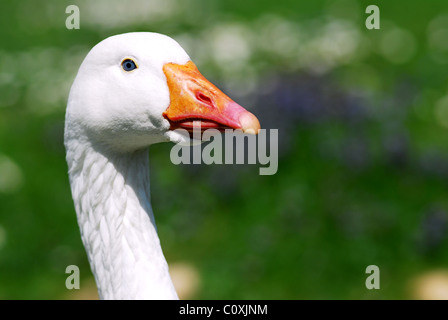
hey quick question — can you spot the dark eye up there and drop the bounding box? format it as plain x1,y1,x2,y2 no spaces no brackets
121,59,137,71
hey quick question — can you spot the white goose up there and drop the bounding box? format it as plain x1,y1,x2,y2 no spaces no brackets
64,32,260,299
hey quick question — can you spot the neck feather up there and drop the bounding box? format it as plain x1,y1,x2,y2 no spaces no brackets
66,137,178,299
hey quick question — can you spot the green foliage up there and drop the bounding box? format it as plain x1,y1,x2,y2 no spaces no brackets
1,0,448,299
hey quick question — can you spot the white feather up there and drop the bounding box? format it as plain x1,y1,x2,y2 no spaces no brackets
64,32,193,299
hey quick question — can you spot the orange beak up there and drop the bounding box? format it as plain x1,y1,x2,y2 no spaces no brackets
162,61,260,134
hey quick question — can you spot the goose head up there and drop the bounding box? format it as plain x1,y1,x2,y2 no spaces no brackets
66,32,260,152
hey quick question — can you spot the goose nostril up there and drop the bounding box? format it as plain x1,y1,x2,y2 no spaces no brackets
196,92,214,107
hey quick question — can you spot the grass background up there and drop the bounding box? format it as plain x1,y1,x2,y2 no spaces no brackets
1,0,448,299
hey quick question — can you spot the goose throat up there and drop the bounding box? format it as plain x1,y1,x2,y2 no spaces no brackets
66,141,178,299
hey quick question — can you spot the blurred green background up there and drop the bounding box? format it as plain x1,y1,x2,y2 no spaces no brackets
1,0,448,299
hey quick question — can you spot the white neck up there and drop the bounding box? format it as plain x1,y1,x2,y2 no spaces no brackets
65,136,178,299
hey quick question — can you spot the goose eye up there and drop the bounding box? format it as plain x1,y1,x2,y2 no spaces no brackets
122,59,137,71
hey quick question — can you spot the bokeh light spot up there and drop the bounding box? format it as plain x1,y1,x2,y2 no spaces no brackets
0,155,24,194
